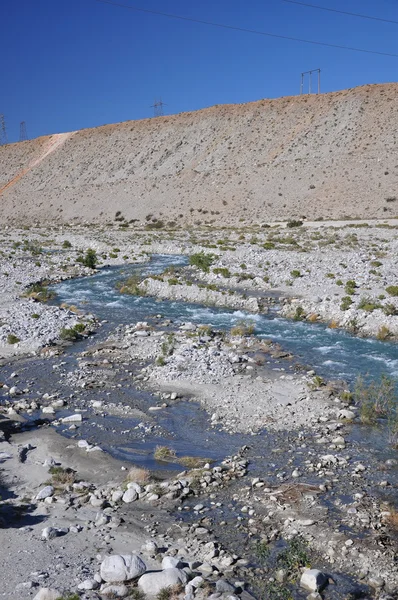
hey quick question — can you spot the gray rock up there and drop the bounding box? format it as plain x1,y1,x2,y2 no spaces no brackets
62,413,82,423
138,568,188,595
300,569,328,592
36,486,54,500
41,527,60,540
216,579,235,593
100,553,146,583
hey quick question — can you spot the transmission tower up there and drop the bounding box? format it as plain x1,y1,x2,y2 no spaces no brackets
300,69,321,95
0,115,7,145
19,121,28,142
151,98,166,117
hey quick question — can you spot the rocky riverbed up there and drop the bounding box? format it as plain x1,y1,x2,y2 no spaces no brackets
0,222,397,599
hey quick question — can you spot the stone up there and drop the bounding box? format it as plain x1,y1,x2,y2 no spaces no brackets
162,556,184,569
339,409,355,420
100,554,146,583
33,589,62,600
216,579,235,593
61,413,82,423
78,579,99,590
41,527,59,540
138,568,188,595
300,569,328,592
100,583,129,597
36,486,54,500
122,488,138,503
112,490,124,503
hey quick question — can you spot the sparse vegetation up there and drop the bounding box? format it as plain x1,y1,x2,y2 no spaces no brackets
386,285,398,297
189,252,216,272
7,334,20,344
24,282,55,302
77,248,98,269
230,320,255,336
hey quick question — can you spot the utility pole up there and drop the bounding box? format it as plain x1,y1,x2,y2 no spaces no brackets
300,69,321,95
19,121,28,142
0,115,8,145
151,98,166,117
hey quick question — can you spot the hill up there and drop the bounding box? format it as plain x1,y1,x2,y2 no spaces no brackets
1,83,397,226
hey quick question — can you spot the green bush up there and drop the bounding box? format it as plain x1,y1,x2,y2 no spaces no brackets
286,219,303,228
358,297,382,312
354,374,396,425
7,334,20,344
290,270,301,278
62,240,72,248
24,282,55,303
213,267,231,278
345,279,358,294
340,296,353,311
77,248,97,269
386,286,398,297
189,252,215,272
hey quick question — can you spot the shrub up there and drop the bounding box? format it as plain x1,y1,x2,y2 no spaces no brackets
377,325,391,341
62,240,72,248
263,241,275,249
340,296,353,311
189,252,215,272
345,280,358,294
386,286,398,297
77,248,97,269
7,334,20,344
358,297,382,312
354,375,396,425
277,535,310,572
286,219,303,228
154,446,176,461
213,267,231,278
24,282,55,303
230,320,255,336
383,303,398,316
60,328,78,341
290,270,301,278
293,306,305,321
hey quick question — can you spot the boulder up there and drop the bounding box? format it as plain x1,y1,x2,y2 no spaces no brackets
36,486,54,500
122,488,138,503
138,568,188,595
100,553,146,583
300,569,328,592
100,583,129,597
161,556,184,569
33,589,62,600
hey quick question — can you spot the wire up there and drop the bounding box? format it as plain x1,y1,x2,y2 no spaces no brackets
92,0,398,57
282,0,398,26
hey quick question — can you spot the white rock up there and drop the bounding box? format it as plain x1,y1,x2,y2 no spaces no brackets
33,589,62,600
138,568,188,595
62,413,82,423
42,407,55,414
300,569,328,592
122,488,138,503
36,486,54,500
100,554,146,583
78,579,99,590
161,556,184,569
100,583,129,597
112,490,124,503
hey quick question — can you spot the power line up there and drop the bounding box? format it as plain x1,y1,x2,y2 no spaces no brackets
282,0,398,26
92,0,398,58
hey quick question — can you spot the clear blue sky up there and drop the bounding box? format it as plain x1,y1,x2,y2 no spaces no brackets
1,0,397,142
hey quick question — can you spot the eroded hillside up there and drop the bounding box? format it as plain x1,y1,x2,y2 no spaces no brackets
1,83,397,226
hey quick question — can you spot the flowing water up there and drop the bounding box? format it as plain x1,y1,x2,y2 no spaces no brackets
53,254,398,385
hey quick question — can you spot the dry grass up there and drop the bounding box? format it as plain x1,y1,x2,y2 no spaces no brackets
154,446,177,461
126,466,150,484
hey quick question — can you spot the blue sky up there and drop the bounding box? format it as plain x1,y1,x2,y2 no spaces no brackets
1,0,398,141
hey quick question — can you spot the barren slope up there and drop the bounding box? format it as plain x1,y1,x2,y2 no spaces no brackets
1,83,398,226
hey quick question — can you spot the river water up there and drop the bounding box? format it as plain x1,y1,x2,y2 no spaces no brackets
53,254,398,385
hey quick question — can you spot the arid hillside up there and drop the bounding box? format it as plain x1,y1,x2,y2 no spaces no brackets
1,83,398,226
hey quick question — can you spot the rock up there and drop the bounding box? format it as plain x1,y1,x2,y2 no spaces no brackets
33,588,62,600
216,579,235,593
339,409,355,420
62,413,82,423
100,554,146,583
122,488,138,503
100,583,129,597
138,568,188,595
42,406,55,414
162,556,184,569
36,486,54,500
78,579,99,590
111,490,124,503
41,527,59,540
300,569,328,592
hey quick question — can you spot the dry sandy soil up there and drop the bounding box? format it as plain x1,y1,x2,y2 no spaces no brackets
1,83,398,226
